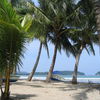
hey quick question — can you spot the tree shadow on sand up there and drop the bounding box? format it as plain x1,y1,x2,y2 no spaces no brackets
57,82,100,100
73,88,92,100
10,94,37,100
12,81,44,88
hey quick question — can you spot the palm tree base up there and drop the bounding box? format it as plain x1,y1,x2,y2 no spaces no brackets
1,92,10,100
72,81,78,84
45,78,51,83
46,75,51,83
27,74,32,81
72,78,78,84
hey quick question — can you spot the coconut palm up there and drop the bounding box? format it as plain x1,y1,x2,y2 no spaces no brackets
37,0,82,82
26,24,50,81
18,1,50,81
71,32,98,84
71,0,98,84
27,42,43,81
8,1,50,80
0,0,31,99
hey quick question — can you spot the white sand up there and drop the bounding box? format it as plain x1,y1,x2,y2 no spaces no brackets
1,80,100,100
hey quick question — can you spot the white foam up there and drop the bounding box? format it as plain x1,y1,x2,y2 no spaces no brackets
19,76,100,83
65,78,100,83
19,76,46,80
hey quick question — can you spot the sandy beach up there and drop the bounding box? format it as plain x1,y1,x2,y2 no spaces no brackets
1,80,100,100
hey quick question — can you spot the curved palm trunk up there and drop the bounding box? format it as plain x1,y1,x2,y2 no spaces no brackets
1,68,10,100
46,44,57,82
72,45,83,84
27,42,42,81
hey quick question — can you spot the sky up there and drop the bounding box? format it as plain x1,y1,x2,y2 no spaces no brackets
20,40,100,75
20,0,100,75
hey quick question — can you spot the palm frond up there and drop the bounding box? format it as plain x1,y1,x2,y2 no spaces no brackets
0,0,26,72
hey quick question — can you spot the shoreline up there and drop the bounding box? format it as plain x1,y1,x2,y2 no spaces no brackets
19,76,100,83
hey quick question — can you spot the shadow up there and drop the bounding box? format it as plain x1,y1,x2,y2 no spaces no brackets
73,88,91,100
11,81,26,86
57,82,100,100
12,81,44,88
9,80,100,100
57,82,100,90
29,84,44,88
10,94,37,100
61,88,78,91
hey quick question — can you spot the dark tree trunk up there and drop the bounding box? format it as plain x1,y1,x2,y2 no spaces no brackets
0,72,3,96
46,44,57,82
1,68,10,100
27,42,42,81
0,72,2,87
72,45,83,84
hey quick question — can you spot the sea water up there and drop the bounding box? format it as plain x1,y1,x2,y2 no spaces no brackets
19,75,100,83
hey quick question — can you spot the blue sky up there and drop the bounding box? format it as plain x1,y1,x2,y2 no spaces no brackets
20,40,100,75
20,0,100,75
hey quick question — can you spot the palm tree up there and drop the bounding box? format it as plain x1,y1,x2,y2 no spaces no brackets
26,27,50,81
27,42,43,81
72,44,84,84
20,5,49,82
37,0,81,82
19,3,50,81
71,0,98,84
71,33,98,84
0,0,29,99
8,1,50,81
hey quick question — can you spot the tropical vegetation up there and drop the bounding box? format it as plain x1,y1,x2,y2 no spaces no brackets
38,0,80,82
0,0,31,99
71,0,98,84
0,0,100,99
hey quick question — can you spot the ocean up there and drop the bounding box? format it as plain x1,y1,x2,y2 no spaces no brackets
19,75,100,83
